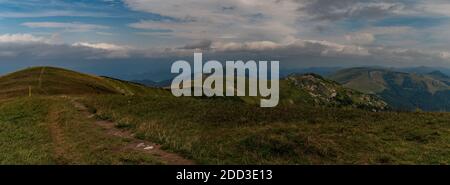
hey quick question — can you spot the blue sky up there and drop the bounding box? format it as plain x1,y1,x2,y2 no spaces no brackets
0,0,170,46
1,0,450,80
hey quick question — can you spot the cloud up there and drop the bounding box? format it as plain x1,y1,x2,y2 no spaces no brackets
297,0,450,23
0,34,49,43
125,0,300,42
123,0,426,50
198,39,450,68
22,22,109,32
0,51,17,57
96,32,115,36
0,0,117,19
72,42,132,58
298,0,406,21
2,1,450,71
0,33,134,60
72,42,129,51
0,32,366,61
345,33,375,45
211,39,370,57
0,32,449,73
358,26,414,35
213,41,281,52
440,52,450,59
416,2,450,17
0,10,110,18
179,40,212,50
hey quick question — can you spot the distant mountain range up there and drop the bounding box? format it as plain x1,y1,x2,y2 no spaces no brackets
128,66,450,112
396,66,450,76
329,67,450,111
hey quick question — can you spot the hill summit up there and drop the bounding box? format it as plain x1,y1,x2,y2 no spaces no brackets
0,67,161,98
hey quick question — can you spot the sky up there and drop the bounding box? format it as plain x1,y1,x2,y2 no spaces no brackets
1,0,450,80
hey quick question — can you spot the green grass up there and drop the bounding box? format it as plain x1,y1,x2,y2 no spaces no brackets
1,66,450,165
0,66,169,99
0,97,160,164
83,95,450,164
0,98,54,164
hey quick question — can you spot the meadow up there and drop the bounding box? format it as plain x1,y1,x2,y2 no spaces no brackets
1,66,449,165
0,97,159,164
81,95,450,164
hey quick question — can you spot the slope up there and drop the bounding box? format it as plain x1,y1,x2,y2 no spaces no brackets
281,73,388,111
0,66,168,99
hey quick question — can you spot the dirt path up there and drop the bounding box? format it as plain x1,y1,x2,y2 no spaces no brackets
47,106,74,164
69,98,194,165
38,67,45,89
48,114,66,162
37,67,49,95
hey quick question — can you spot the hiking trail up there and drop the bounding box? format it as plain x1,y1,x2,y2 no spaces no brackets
69,98,194,165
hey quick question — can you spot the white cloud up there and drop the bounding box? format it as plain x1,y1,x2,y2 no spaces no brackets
123,0,426,51
72,42,129,51
213,41,282,52
0,34,448,68
72,42,132,58
302,40,371,57
2,1,450,68
0,34,49,43
417,2,450,17
22,22,109,32
212,39,370,57
125,0,301,43
345,33,375,45
440,52,450,59
0,10,110,18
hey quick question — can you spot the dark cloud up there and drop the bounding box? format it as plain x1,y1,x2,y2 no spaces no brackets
0,37,449,81
299,0,404,21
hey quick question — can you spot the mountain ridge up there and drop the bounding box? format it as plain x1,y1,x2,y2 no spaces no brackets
329,67,450,111
0,66,387,111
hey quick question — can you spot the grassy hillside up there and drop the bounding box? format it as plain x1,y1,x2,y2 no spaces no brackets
0,66,168,99
329,67,450,111
82,95,450,164
0,66,449,164
0,97,159,164
280,74,387,111
329,67,390,94
186,73,388,111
